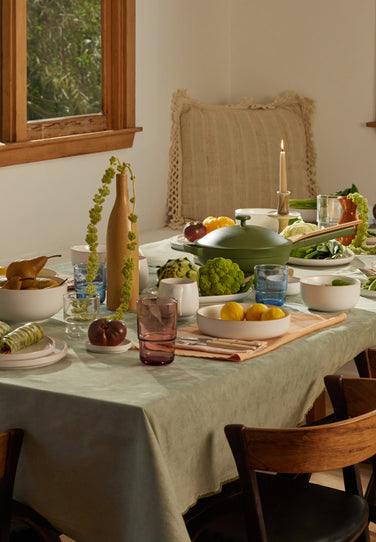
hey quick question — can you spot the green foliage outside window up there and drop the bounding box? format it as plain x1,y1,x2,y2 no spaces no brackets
27,0,102,121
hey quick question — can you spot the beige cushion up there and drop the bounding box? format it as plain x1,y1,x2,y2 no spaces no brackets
167,90,318,228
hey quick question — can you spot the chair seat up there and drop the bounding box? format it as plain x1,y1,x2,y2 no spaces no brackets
186,473,369,542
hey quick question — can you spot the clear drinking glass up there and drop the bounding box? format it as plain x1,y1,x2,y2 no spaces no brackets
137,297,178,365
317,195,342,229
254,264,288,306
74,262,106,304
63,292,100,339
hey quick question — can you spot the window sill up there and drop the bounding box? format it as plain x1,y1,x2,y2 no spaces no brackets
0,127,142,166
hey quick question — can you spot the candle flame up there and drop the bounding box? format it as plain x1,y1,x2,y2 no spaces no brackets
280,139,284,151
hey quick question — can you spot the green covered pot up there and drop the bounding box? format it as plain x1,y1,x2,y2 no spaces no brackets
181,217,357,272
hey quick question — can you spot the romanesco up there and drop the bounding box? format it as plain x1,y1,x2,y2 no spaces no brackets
157,258,199,285
198,257,244,296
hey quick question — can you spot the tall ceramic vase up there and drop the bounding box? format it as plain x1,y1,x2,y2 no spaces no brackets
106,173,139,311
337,195,358,246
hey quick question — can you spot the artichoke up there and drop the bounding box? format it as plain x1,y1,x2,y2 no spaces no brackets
157,258,199,285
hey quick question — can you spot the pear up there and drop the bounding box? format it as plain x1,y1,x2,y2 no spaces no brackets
6,254,61,281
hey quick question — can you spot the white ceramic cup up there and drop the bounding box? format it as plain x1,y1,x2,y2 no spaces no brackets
139,255,149,291
159,278,199,318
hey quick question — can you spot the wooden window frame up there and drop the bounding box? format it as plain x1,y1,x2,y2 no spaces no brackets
0,0,141,166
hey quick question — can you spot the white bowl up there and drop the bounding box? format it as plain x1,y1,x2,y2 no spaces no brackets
196,303,290,340
0,276,67,324
71,244,107,265
286,276,300,296
235,208,301,232
289,208,317,223
300,275,360,312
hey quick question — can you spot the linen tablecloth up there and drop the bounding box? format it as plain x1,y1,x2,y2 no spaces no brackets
0,247,375,542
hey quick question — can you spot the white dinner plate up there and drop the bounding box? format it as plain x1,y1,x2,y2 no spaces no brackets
199,290,252,305
170,234,187,251
288,250,354,267
0,335,55,360
85,339,132,353
0,337,67,369
360,286,376,299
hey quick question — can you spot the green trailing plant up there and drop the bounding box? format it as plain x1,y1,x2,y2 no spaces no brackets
85,156,138,320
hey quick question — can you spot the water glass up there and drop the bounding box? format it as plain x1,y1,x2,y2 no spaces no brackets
137,297,177,365
74,262,106,304
254,264,288,306
63,292,100,339
317,195,342,229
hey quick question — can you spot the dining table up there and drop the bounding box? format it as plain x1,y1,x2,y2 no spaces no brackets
0,236,376,542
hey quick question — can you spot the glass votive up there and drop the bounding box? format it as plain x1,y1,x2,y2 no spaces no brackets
63,292,100,339
137,297,177,366
254,264,288,306
74,262,106,304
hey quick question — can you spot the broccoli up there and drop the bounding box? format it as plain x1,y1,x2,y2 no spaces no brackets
199,257,244,296
157,257,199,285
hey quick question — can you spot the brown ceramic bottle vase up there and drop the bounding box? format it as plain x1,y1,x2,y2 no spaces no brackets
106,173,139,311
337,195,358,246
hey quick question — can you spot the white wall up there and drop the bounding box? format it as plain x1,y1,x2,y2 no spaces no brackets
0,0,231,263
1,0,376,264
230,0,376,209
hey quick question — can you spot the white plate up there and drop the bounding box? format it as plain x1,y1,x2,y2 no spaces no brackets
0,337,67,369
86,338,132,353
360,286,376,299
170,234,188,251
288,250,354,267
199,291,252,305
0,335,55,360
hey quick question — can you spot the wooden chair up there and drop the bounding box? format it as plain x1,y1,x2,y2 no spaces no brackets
185,412,376,542
0,428,61,542
325,374,376,524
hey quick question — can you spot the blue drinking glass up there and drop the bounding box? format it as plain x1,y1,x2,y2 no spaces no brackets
254,264,288,306
74,262,106,304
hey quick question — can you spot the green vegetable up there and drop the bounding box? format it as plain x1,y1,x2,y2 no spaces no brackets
361,276,376,291
198,257,244,296
157,257,199,285
332,279,352,286
290,240,346,260
331,184,359,197
280,221,319,238
289,199,317,210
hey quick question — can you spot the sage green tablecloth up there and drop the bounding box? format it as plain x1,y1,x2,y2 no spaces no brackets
0,245,375,542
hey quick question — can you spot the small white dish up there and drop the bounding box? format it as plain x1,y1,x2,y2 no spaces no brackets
0,335,55,361
286,277,300,296
300,275,360,311
197,303,290,340
86,338,132,353
0,337,67,369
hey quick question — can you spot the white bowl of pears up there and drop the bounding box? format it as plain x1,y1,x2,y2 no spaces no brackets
0,255,67,324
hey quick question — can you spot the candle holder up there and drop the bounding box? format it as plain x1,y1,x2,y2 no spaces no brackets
268,191,300,233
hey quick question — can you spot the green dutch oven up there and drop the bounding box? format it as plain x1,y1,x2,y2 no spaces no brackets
180,216,357,272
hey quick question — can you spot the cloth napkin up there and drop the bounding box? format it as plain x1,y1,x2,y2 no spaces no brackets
175,311,347,362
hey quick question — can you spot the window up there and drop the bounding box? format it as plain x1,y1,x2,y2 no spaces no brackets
0,0,141,166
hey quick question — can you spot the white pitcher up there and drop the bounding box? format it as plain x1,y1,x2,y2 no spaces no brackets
159,278,199,318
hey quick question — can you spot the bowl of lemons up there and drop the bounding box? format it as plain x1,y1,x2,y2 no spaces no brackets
196,301,290,340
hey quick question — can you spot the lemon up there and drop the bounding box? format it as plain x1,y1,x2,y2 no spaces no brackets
261,306,286,321
220,301,245,321
245,303,268,321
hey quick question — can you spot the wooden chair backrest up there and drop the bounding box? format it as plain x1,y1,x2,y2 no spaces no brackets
0,429,24,542
325,375,376,419
225,409,376,476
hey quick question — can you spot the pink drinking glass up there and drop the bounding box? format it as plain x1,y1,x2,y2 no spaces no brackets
137,297,178,365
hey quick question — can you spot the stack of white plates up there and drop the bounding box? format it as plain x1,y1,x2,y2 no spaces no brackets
0,336,67,369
